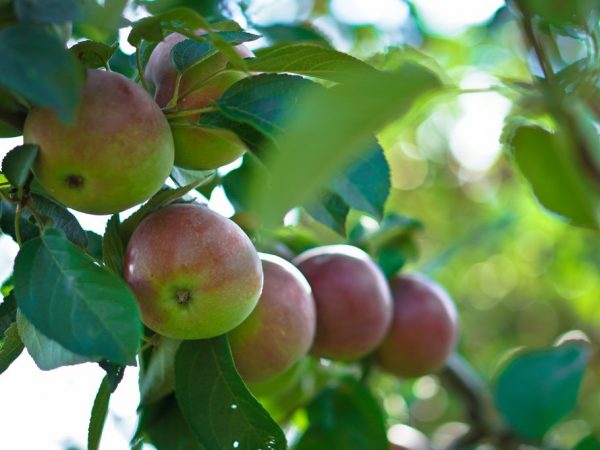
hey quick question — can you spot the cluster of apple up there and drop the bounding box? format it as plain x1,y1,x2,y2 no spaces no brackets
20,29,459,384
23,31,252,215
124,202,459,384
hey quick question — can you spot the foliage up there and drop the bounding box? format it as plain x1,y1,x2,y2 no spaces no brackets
0,1,599,449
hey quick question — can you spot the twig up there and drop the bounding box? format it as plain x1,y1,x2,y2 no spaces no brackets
136,46,149,92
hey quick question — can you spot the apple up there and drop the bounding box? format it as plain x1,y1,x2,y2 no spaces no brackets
293,245,393,360
123,203,263,340
376,273,459,378
169,70,248,170
145,31,252,170
228,253,316,384
23,69,174,215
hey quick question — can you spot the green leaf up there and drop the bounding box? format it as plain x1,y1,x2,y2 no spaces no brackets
128,8,208,46
119,182,203,245
330,143,390,220
170,167,215,189
175,337,287,450
0,322,23,374
221,155,267,212
251,64,441,225
171,31,260,73
13,228,142,365
1,144,39,192
574,435,600,450
69,40,118,69
17,311,91,370
215,74,317,140
521,0,599,29
88,376,111,450
255,24,330,47
0,290,17,336
296,377,388,450
0,23,83,123
507,124,600,228
0,85,27,134
140,337,181,405
14,0,82,24
99,360,125,392
198,111,273,160
138,394,205,450
86,231,104,260
31,194,88,247
0,200,40,244
494,344,590,439
103,215,124,275
305,191,349,235
246,44,377,82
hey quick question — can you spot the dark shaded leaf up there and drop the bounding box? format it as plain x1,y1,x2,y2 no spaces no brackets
305,190,349,235
1,144,38,192
31,194,88,247
88,376,111,450
13,228,142,365
17,311,91,370
14,0,83,24
0,322,23,374
175,337,286,450
255,23,330,46
69,40,118,69
296,378,388,450
103,215,124,275
495,344,590,439
0,23,83,123
0,290,17,336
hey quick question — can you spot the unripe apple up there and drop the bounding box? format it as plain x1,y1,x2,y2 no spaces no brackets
376,273,459,378
169,70,247,170
293,245,393,360
123,203,263,340
229,253,316,384
145,31,252,170
24,69,174,215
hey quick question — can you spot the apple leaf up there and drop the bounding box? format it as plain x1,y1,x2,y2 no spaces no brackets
69,40,119,69
494,344,590,439
215,74,318,140
171,31,260,73
0,290,17,336
13,228,142,365
0,24,83,123
574,435,600,450
296,377,388,450
103,214,124,275
506,124,600,228
246,44,377,82
305,190,349,235
250,64,440,225
1,144,38,193
31,194,88,247
175,337,287,450
255,24,330,47
140,337,181,406
329,142,390,221
14,0,82,24
170,167,215,189
88,375,111,450
0,322,23,374
17,311,92,370
0,200,40,244
137,394,206,450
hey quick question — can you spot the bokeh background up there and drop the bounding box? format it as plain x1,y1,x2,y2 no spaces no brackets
1,0,599,448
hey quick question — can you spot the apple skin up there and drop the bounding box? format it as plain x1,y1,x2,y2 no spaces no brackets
169,70,248,170
228,253,316,384
375,273,459,378
293,245,393,361
123,203,263,340
23,69,174,215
